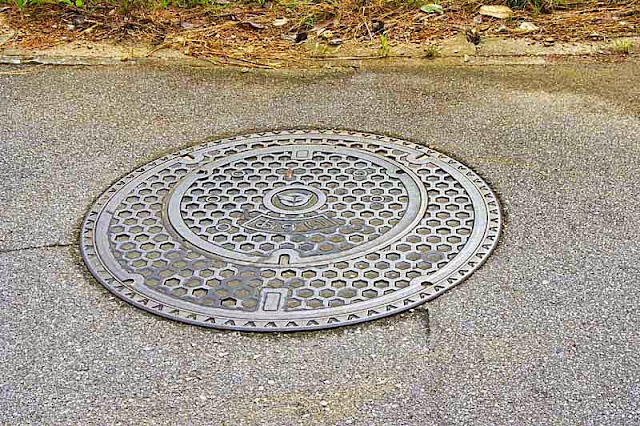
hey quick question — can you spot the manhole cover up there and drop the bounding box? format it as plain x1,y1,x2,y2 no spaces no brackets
81,130,502,331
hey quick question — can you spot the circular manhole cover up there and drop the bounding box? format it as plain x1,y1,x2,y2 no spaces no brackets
81,130,501,331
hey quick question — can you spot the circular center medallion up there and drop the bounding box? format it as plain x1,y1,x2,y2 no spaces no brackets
263,185,326,215
80,130,502,331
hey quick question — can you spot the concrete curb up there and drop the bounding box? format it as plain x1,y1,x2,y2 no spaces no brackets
0,35,638,68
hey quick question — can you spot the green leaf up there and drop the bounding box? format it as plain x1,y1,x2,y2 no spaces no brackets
420,3,443,13
75,0,84,6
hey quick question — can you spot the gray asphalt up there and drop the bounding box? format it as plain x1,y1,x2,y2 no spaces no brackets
1,61,639,425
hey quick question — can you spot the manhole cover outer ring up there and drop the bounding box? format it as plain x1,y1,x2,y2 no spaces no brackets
80,130,502,331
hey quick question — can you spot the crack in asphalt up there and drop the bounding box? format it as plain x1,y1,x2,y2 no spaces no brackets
0,243,75,254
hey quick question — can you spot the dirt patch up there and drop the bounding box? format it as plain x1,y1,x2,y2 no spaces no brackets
0,1,638,67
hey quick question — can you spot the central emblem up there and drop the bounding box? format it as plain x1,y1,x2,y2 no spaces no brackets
263,185,327,215
277,191,313,207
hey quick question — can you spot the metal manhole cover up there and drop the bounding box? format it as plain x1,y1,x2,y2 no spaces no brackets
81,130,502,331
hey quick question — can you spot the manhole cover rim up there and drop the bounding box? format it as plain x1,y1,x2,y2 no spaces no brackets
80,129,502,332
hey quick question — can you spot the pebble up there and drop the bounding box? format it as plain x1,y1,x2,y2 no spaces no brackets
519,22,539,32
544,37,555,46
320,400,328,407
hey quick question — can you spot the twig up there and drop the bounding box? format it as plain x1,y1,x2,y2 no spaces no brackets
361,6,373,40
82,23,101,34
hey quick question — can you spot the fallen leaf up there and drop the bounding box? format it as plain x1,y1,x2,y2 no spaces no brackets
478,5,512,19
273,18,288,27
420,4,444,14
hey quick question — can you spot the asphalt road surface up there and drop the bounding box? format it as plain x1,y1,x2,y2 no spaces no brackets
1,61,639,425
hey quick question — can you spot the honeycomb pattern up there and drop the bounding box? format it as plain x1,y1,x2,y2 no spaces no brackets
106,138,474,312
179,150,410,259
108,142,267,310
264,162,474,310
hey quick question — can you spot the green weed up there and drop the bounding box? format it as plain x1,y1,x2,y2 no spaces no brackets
612,39,633,54
15,0,29,12
531,0,544,14
299,14,314,29
60,0,85,7
379,32,390,57
424,43,439,58
277,0,297,9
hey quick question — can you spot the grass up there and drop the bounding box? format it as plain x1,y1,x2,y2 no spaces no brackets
379,32,390,57
0,0,636,65
60,0,85,6
611,39,633,54
14,0,29,12
424,43,439,58
299,14,314,29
